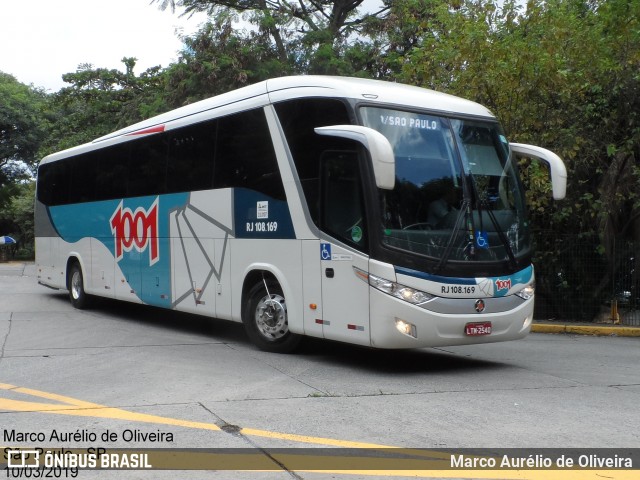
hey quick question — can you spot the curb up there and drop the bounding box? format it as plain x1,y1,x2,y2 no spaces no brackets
532,323,640,337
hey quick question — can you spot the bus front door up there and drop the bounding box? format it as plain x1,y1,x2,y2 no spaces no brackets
320,242,370,346
318,150,371,346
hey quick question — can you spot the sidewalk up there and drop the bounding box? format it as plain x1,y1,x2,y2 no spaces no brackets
532,321,640,337
0,260,30,276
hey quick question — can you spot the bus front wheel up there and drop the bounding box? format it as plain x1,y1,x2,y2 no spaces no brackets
243,279,300,353
68,262,90,309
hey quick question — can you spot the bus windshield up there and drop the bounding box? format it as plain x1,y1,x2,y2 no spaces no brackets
360,106,530,264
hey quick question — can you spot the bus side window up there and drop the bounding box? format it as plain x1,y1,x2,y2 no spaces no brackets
37,161,71,206
320,150,368,251
128,134,169,198
214,109,285,200
96,145,128,201
69,155,99,204
167,120,216,194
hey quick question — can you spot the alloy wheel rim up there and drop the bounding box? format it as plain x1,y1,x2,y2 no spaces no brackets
254,294,288,340
71,271,82,300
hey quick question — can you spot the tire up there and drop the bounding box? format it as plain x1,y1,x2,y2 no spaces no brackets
68,262,90,309
243,279,301,353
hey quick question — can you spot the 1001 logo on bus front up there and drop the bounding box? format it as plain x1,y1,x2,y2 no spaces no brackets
110,198,159,266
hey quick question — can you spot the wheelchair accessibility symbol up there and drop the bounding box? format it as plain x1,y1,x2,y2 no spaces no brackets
321,243,332,260
476,231,489,249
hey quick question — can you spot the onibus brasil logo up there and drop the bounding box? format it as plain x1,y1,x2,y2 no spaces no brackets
110,198,159,266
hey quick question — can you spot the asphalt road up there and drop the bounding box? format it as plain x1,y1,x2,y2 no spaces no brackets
1,262,638,479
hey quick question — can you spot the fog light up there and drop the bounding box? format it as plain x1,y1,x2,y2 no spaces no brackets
395,319,417,338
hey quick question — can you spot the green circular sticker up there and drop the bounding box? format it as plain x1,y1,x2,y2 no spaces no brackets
351,225,363,243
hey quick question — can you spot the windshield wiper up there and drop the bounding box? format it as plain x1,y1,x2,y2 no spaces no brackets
480,198,517,269
434,198,470,274
466,162,518,269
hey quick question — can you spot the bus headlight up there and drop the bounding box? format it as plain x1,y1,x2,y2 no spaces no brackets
516,283,535,300
354,267,434,305
397,287,432,304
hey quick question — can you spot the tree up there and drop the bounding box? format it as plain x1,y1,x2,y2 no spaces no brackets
0,72,46,185
394,0,640,318
152,0,391,75
0,181,35,259
163,13,291,106
42,58,166,154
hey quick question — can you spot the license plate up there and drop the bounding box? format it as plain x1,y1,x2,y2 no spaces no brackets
465,322,492,336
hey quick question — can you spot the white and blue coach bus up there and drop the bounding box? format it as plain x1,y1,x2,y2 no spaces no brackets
35,76,566,352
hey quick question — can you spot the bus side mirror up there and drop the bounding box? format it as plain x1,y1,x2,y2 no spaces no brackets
315,125,395,190
510,143,567,200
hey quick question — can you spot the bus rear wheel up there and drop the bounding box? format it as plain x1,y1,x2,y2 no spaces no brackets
243,279,300,353
68,262,90,309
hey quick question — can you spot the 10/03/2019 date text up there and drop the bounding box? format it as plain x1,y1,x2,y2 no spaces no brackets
4,468,79,478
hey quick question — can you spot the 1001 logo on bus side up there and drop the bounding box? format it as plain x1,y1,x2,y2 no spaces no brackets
110,198,159,266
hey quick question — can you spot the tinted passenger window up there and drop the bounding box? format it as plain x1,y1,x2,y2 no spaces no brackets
168,120,216,193
215,109,284,200
128,134,168,197
37,161,70,206
37,107,283,205
69,155,98,204
95,145,128,201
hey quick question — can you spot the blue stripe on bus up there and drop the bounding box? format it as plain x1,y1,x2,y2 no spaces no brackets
395,265,534,298
47,189,296,307
394,266,477,285
49,193,191,308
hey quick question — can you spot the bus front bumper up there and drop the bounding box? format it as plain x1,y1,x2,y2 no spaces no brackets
369,287,534,349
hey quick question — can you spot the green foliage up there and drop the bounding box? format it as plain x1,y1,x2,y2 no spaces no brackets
392,0,640,319
0,72,46,184
396,0,640,238
151,0,392,76
163,13,291,106
0,182,35,259
41,59,166,154
0,73,44,261
532,233,608,321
